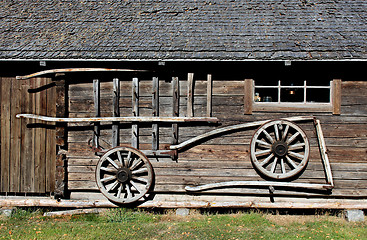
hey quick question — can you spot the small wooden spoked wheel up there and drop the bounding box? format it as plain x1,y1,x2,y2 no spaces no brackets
96,146,154,204
250,120,310,180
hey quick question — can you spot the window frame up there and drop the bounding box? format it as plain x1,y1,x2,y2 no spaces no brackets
244,79,341,115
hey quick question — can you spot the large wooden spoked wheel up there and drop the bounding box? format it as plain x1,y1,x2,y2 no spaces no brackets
250,120,310,180
96,146,154,204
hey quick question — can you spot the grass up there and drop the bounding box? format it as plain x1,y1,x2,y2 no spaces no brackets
0,208,366,240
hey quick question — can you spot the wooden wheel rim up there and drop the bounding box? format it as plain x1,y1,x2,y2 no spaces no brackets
250,120,310,180
96,146,153,204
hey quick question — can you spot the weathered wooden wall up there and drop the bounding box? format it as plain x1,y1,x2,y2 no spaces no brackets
65,76,367,205
0,77,56,194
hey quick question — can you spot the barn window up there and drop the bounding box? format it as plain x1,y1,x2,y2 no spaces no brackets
244,79,341,115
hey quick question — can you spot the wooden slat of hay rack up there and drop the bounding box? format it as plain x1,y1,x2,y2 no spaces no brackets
16,69,219,159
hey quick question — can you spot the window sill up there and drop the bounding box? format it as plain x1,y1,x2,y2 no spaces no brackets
253,102,333,112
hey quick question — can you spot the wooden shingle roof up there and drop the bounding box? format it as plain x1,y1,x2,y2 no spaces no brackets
1,0,366,60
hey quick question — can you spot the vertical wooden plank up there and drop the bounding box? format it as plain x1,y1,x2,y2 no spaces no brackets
9,77,21,192
20,79,28,192
152,77,159,151
28,78,36,192
187,73,194,117
132,78,139,148
33,78,42,192
55,75,67,147
54,74,67,197
112,78,120,147
46,78,56,192
39,78,47,192
206,74,212,117
244,79,254,115
93,79,100,149
1,78,11,192
172,77,180,145
332,79,342,115
0,78,2,190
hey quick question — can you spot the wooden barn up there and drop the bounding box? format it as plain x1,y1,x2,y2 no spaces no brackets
1,0,367,210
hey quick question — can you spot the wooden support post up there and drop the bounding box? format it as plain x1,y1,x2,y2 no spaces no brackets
332,79,342,115
93,79,100,149
207,74,212,117
172,77,180,146
315,119,334,187
187,73,194,117
152,77,159,151
244,79,254,115
112,78,120,147
54,73,68,198
132,78,139,148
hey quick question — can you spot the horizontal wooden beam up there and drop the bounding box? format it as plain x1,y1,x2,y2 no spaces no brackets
185,181,333,192
1,198,367,209
16,114,219,123
16,68,148,80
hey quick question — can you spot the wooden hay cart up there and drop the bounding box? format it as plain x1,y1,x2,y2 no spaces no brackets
16,68,334,205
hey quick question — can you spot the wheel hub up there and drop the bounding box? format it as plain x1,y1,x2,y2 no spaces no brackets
272,141,288,157
116,168,132,183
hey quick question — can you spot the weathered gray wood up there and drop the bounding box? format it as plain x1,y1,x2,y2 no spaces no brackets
172,77,180,146
187,73,194,117
2,197,367,209
132,78,139,148
16,114,219,123
93,79,100,149
332,79,342,115
112,78,120,147
207,74,212,117
16,68,147,80
152,77,159,151
244,79,253,114
185,181,333,192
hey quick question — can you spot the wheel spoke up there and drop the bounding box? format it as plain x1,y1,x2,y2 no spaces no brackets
106,156,120,169
132,176,149,184
100,167,117,174
288,143,305,151
286,132,300,144
274,124,280,141
281,125,289,141
130,158,143,171
285,155,298,169
117,185,123,198
256,139,271,148
117,151,124,166
126,184,132,199
106,181,119,192
132,168,148,175
126,151,132,167
130,181,142,193
270,157,278,173
262,129,274,143
280,158,286,173
288,151,305,160
260,153,274,166
101,175,116,183
255,149,272,157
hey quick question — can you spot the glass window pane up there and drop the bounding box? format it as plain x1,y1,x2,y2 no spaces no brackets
306,89,330,103
255,88,278,102
280,88,304,102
